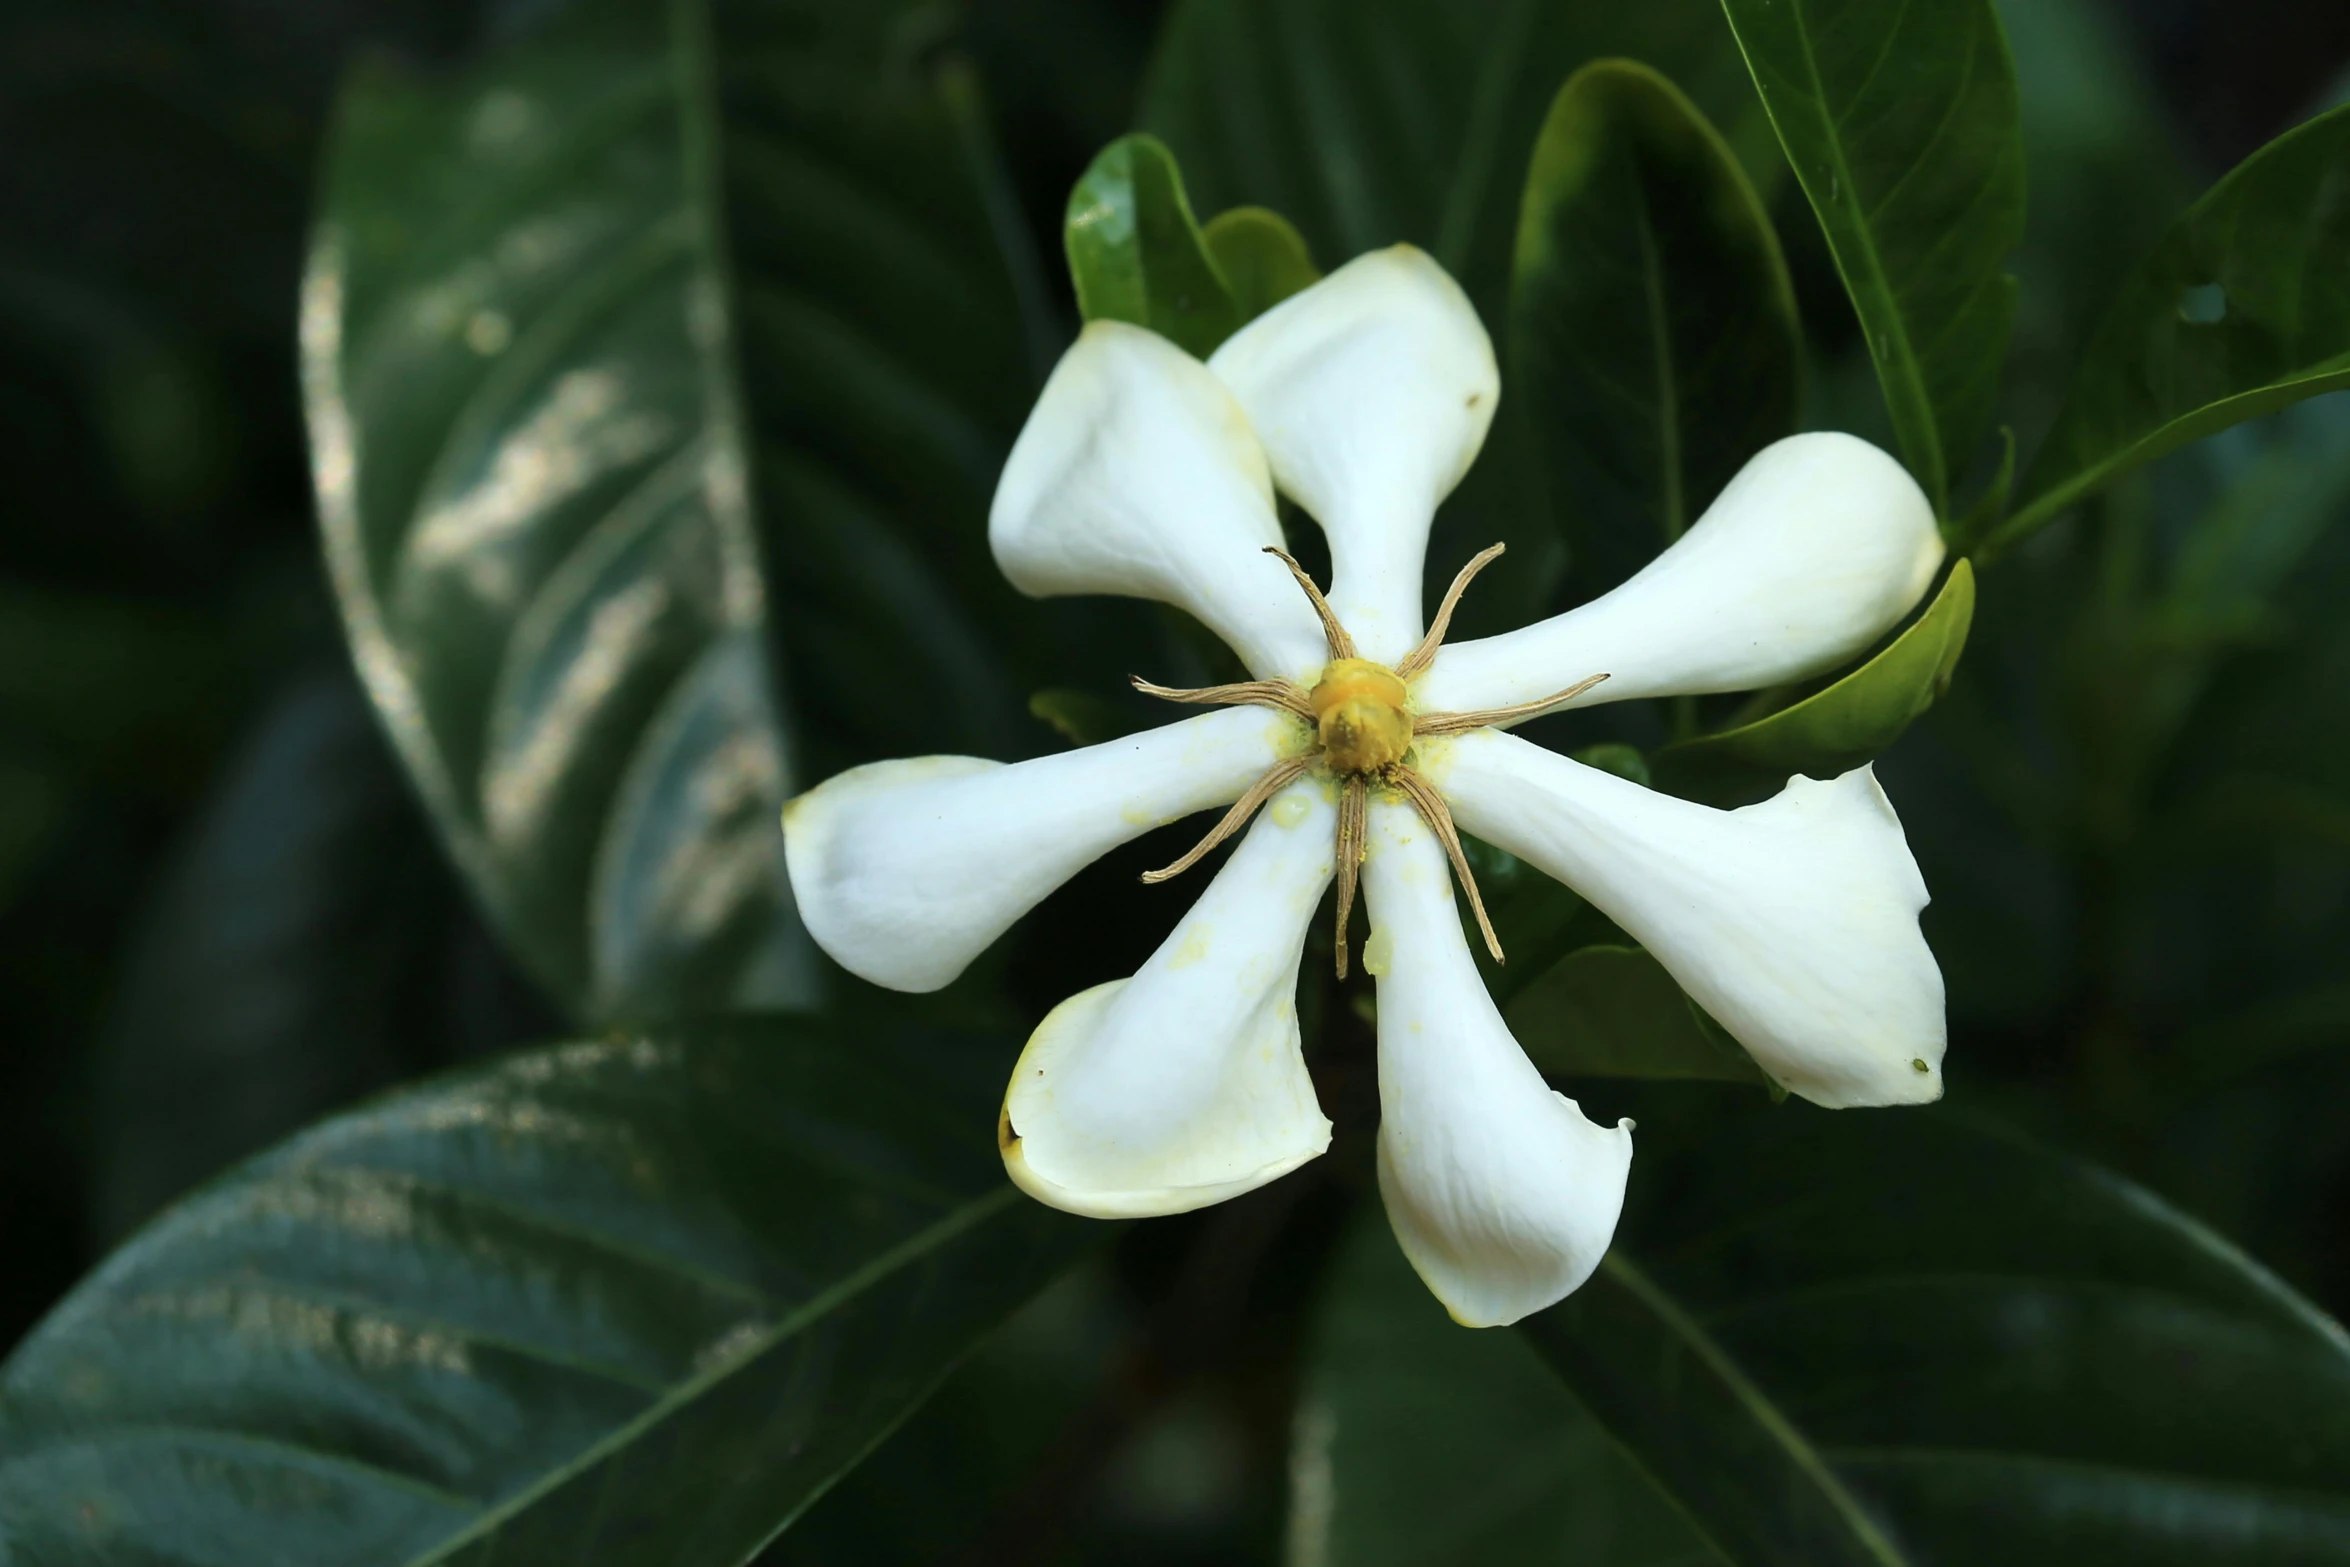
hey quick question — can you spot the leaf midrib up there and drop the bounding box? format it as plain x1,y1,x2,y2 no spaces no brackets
400,1182,1024,1565
1602,1252,1915,1567
1764,0,1943,505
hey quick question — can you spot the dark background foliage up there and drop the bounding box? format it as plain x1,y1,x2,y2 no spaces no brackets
2,0,2349,1560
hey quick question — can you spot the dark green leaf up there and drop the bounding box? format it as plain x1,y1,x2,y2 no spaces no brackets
1521,1098,2350,1565
1201,206,1320,320
1289,1210,1721,1565
1065,132,1240,358
1026,687,1129,748
1512,58,1801,598
91,672,556,1242
305,0,812,1023
0,1017,1093,1565
1652,559,1976,806
1991,104,2350,553
1506,944,1766,1085
1719,0,2024,517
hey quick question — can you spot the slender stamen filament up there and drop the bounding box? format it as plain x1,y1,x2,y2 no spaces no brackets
1264,547,1357,659
1390,766,1503,965
1130,675,1315,720
1140,755,1314,884
1395,542,1506,679
1333,776,1367,978
1412,672,1611,735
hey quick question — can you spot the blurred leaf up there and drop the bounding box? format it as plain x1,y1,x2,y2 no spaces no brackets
1202,206,1320,320
1066,132,1240,358
1521,1098,2350,1565
1719,0,2023,518
1028,687,1129,748
306,0,826,1022
1993,105,2350,553
1512,58,1800,598
0,758,62,913
1506,944,1766,1085
1288,1210,1720,1566
0,1017,1094,1564
91,671,557,1241
1653,560,1976,806
1573,740,1651,787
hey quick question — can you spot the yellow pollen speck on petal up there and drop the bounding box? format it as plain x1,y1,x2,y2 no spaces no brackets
1170,924,1212,969
1362,926,1394,977
1271,794,1311,828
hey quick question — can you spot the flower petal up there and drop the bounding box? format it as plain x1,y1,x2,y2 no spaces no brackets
1432,730,1947,1107
1001,777,1336,1217
783,706,1301,993
1207,246,1499,665
989,320,1328,680
1363,798,1633,1327
1413,433,1943,716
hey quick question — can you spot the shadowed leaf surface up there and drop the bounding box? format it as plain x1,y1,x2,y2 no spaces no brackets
0,1017,1092,1566
1521,1099,2350,1566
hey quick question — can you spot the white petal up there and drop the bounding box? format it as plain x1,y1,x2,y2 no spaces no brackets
1432,730,1947,1107
989,320,1328,681
783,706,1302,993
1208,246,1499,665
1363,798,1632,1327
1413,433,1943,716
1001,777,1336,1217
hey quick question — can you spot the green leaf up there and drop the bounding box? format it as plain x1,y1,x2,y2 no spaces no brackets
1289,1210,1720,1566
1520,1097,2350,1565
1505,944,1767,1085
1652,559,1976,806
1512,58,1801,598
1990,104,2350,554
89,673,551,1241
1201,206,1320,321
1065,132,1240,358
0,1017,1093,1564
304,0,812,1024
1718,0,2025,517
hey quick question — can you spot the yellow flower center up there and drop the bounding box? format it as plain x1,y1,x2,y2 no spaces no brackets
1310,657,1412,775
1128,542,1607,979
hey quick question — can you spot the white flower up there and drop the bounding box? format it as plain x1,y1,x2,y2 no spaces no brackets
783,246,1949,1328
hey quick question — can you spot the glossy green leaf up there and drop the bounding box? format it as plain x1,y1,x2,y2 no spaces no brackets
1719,0,2024,517
1652,559,1976,807
1990,104,2350,554
1520,1097,2350,1565
1512,58,1801,597
1202,206,1320,321
1066,133,1239,358
1506,944,1767,1085
304,0,811,1024
1289,1210,1720,1566
0,1017,1093,1565
1141,0,1760,631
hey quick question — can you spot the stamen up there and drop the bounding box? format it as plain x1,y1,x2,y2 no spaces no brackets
1413,673,1611,736
1140,755,1314,884
1391,766,1504,965
1332,776,1367,978
1395,542,1506,679
1264,547,1357,660
1132,675,1315,720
